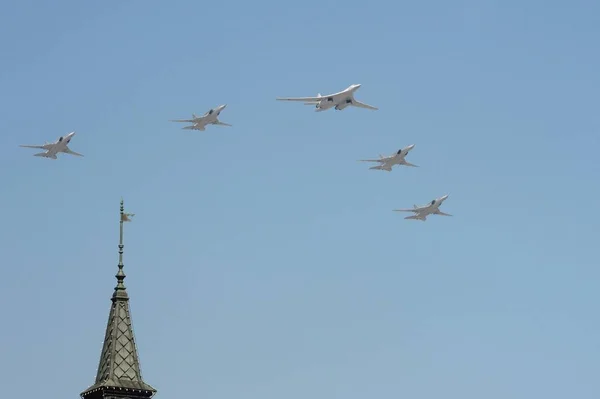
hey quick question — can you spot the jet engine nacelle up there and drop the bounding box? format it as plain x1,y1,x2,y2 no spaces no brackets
58,136,63,141
316,100,335,110
335,102,351,110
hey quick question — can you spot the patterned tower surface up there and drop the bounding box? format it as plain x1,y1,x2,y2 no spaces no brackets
81,200,156,399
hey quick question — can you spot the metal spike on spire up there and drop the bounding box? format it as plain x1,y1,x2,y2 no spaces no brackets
114,199,128,296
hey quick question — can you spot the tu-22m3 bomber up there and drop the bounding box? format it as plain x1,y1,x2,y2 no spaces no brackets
19,131,83,159
359,144,418,171
170,104,232,131
276,84,378,112
393,195,452,221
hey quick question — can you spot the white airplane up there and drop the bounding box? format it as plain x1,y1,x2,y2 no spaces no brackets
359,144,418,171
19,131,83,159
169,104,232,131
393,194,452,221
276,84,378,112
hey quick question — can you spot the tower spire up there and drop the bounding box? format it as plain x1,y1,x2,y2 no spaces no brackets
81,199,156,399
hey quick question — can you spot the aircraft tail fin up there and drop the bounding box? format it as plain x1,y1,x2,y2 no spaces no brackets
192,113,198,119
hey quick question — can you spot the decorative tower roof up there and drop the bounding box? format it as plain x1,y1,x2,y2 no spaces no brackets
81,200,157,399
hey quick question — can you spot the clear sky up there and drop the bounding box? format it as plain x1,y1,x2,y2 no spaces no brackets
1,1,599,398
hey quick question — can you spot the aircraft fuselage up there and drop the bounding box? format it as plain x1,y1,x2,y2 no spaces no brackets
192,104,228,126
315,84,361,112
380,145,415,166
415,195,449,214
45,133,74,156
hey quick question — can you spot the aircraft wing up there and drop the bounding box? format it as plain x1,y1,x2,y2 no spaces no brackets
276,96,322,102
182,125,205,131
402,161,419,167
393,208,419,213
435,210,452,216
358,159,383,163
20,144,53,150
63,146,83,157
214,121,232,126
405,214,427,221
352,100,378,110
369,165,392,171
170,119,195,123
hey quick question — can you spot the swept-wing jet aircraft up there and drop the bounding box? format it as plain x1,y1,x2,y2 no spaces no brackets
170,104,232,131
19,132,83,159
359,144,418,171
276,84,378,112
393,195,452,221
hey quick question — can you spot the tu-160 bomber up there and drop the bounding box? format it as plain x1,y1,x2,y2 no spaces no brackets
170,104,232,131
19,132,83,159
276,84,378,112
359,144,418,171
393,195,452,221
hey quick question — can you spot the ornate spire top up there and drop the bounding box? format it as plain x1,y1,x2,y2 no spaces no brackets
114,199,135,299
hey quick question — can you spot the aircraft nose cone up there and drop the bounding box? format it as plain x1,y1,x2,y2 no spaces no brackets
408,144,415,149
442,194,449,201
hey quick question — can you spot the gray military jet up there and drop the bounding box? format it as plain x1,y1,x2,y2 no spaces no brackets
359,144,418,171
20,132,83,159
393,195,452,221
276,84,378,112
170,104,232,131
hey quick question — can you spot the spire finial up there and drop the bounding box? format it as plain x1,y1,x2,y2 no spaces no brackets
115,198,127,295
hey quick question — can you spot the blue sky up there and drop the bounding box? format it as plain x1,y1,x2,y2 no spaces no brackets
1,0,599,398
